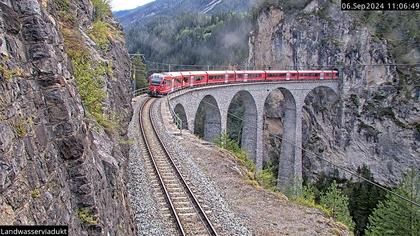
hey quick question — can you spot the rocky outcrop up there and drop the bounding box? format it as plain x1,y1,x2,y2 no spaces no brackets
252,1,419,186
0,0,134,235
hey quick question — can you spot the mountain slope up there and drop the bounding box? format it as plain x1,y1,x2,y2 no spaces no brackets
115,0,257,28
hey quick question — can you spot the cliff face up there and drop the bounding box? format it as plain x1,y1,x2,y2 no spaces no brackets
0,0,134,235
251,1,419,185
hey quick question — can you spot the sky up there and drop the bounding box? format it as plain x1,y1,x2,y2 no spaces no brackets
111,0,155,11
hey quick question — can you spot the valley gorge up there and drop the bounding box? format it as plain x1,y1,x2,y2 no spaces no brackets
0,0,418,235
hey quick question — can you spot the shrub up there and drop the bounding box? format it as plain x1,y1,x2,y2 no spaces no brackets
15,120,27,137
215,133,256,173
62,27,113,130
77,208,98,225
89,21,111,50
320,181,355,231
256,166,277,191
293,184,332,216
91,0,111,20
31,188,41,198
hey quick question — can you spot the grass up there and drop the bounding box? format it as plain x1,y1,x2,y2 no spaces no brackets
15,120,27,138
92,0,111,20
291,185,333,216
89,21,111,51
214,133,278,191
31,188,41,198
77,208,98,225
0,59,24,81
62,26,116,130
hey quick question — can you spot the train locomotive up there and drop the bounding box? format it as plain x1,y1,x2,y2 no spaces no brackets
148,70,339,97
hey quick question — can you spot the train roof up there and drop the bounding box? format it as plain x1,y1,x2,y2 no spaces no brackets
155,70,338,77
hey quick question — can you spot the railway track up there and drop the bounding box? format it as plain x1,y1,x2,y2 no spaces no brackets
139,98,218,236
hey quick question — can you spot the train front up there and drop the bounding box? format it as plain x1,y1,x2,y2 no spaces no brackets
148,73,165,97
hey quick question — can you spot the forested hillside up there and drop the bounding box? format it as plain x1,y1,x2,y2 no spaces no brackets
115,0,256,27
125,12,252,70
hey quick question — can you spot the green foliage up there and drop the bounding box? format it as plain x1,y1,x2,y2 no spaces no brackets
358,11,419,64
15,120,27,138
350,94,360,107
77,208,98,225
365,169,420,236
345,165,387,235
125,12,252,67
256,165,277,191
89,21,111,50
0,59,24,81
132,53,148,90
91,0,111,20
293,185,333,216
53,0,70,11
62,27,114,130
320,181,355,231
215,134,278,191
227,94,245,144
51,0,75,26
31,188,41,198
215,133,256,173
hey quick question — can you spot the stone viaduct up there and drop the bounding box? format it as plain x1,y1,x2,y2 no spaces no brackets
168,80,339,194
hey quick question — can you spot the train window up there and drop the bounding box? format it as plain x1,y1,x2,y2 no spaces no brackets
183,77,189,82
249,74,261,78
301,73,320,77
228,74,235,79
151,75,163,85
195,76,204,81
237,74,245,78
268,73,287,77
209,75,224,80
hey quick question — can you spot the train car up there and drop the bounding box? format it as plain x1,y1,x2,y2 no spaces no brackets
235,70,266,82
148,73,173,96
297,70,322,80
207,71,227,84
265,70,289,81
148,69,339,96
323,70,339,80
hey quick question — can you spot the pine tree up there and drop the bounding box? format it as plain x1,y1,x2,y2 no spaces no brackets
132,53,148,91
320,181,355,231
365,169,420,236
346,165,386,235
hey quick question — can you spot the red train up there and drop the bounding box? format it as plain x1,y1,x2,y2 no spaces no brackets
148,70,339,96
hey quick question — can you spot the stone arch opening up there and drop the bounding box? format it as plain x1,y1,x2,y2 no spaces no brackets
174,103,189,130
194,95,222,142
263,87,297,191
301,86,339,183
226,90,258,162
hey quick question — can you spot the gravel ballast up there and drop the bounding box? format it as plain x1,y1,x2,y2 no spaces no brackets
127,96,171,236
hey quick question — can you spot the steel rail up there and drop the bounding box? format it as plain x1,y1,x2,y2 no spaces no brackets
139,98,186,235
141,98,218,236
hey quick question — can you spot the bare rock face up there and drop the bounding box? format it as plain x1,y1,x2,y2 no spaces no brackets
0,0,134,235
252,1,419,186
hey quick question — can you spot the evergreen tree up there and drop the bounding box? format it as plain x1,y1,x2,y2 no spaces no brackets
365,169,420,236
346,165,386,235
132,53,148,91
320,181,355,231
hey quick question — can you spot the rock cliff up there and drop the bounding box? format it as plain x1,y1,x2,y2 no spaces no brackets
0,0,134,235
251,0,419,186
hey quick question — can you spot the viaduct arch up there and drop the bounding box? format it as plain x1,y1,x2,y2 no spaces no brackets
168,81,339,194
